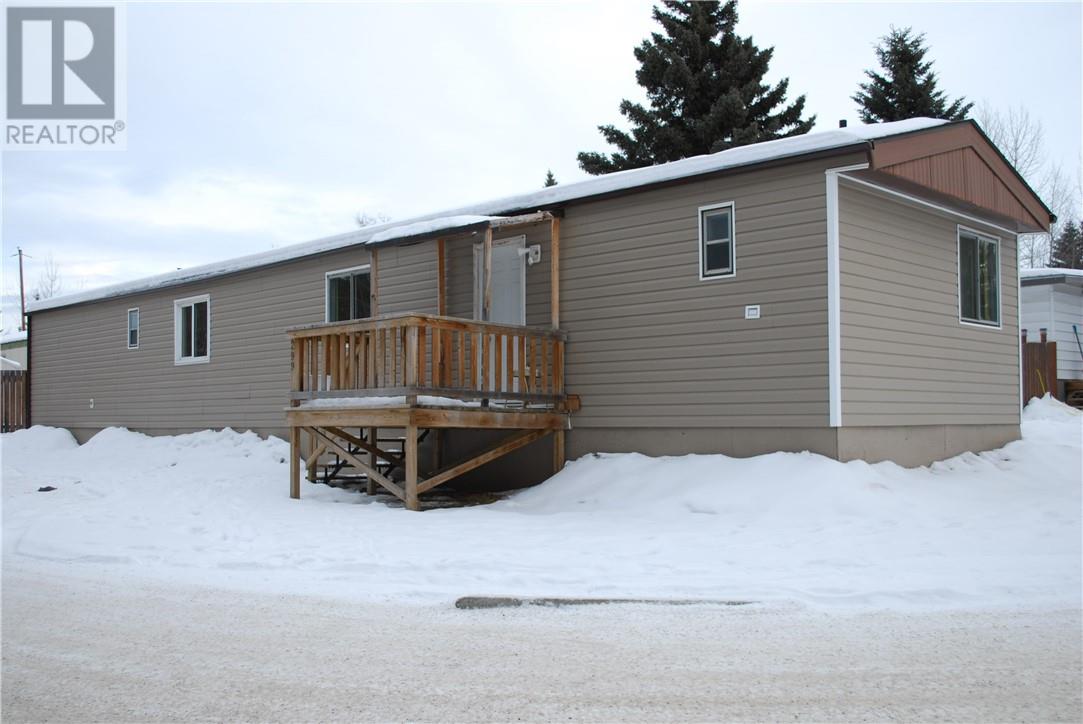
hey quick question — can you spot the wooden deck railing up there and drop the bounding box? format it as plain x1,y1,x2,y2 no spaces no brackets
288,313,566,405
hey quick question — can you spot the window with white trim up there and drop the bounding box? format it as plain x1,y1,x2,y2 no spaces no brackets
127,308,139,349
699,203,735,279
174,295,210,364
325,266,371,322
958,229,1000,326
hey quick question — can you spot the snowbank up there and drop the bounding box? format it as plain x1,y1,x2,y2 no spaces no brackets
1024,393,1083,421
3,403,1079,610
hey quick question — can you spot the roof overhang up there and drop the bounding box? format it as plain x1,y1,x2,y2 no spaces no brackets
1020,270,1083,288
364,211,557,249
868,120,1054,233
840,169,1032,236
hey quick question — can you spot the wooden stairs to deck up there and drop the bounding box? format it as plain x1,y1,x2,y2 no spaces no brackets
286,313,576,510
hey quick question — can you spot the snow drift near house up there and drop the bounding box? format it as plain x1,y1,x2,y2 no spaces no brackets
2,396,1080,610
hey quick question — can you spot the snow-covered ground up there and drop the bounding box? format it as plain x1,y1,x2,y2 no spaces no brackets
2,397,1080,610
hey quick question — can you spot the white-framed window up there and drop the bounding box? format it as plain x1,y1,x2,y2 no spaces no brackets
127,308,139,349
325,265,371,322
957,226,1001,328
174,294,210,365
699,201,736,280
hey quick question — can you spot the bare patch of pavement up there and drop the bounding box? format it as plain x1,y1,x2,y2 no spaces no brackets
3,565,1080,723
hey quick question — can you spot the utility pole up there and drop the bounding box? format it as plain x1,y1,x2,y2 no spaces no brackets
15,247,27,331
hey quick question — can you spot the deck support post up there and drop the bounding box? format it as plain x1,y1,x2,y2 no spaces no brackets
305,428,317,482
553,428,565,474
289,426,301,499
366,426,377,495
405,423,420,511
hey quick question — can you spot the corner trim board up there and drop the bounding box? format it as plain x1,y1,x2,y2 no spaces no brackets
825,162,870,428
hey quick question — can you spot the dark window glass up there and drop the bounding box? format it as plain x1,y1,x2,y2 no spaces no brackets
193,301,208,357
328,276,351,322
181,305,193,357
352,272,371,319
959,232,999,325
705,242,729,274
192,298,209,354
704,211,731,242
128,310,138,348
327,270,371,321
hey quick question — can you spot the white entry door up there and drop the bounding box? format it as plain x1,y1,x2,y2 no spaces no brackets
475,236,526,324
475,236,526,393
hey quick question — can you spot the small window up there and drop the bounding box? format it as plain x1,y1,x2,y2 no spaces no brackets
958,229,1000,327
699,203,735,279
325,266,371,322
127,308,139,349
174,295,210,364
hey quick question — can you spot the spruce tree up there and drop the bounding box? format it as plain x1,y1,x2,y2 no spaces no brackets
577,1,814,175
853,27,972,123
1050,220,1083,269
544,169,558,187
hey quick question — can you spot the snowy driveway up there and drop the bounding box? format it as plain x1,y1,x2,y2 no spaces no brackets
3,566,1081,722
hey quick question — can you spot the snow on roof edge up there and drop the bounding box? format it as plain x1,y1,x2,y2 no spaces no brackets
1,330,28,345
29,118,948,313
1020,267,1083,281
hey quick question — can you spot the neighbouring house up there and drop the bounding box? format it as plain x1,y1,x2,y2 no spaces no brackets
26,118,1053,508
1020,268,1083,404
1,330,28,370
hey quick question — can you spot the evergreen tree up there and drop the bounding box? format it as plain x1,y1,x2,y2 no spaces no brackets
544,169,558,187
1049,220,1083,269
853,27,972,123
577,1,814,175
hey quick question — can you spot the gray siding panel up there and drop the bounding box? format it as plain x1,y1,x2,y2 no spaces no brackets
1021,283,1083,380
31,246,370,435
838,182,1020,427
561,154,865,428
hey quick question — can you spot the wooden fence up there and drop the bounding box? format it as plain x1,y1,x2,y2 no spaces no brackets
1021,329,1057,404
1,371,30,432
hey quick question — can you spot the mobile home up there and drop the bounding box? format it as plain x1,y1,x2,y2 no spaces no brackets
27,118,1053,508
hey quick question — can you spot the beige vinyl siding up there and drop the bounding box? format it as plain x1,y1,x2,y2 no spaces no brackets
560,155,864,428
375,241,437,315
31,246,370,436
838,182,1020,426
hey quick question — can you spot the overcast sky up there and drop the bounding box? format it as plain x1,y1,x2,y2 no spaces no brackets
2,1,1080,330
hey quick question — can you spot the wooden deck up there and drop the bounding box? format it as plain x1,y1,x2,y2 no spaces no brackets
286,313,574,510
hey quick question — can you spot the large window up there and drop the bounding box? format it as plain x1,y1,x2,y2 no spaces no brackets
699,202,736,279
326,265,371,322
958,228,1000,327
174,294,210,364
127,308,139,349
